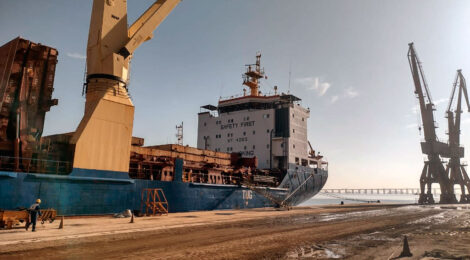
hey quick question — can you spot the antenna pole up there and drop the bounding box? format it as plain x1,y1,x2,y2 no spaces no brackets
288,61,292,93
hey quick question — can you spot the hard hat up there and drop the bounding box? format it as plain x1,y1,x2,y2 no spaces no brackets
36,199,41,203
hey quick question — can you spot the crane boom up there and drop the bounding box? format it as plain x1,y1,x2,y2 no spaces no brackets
120,0,180,58
407,43,437,142
71,0,180,173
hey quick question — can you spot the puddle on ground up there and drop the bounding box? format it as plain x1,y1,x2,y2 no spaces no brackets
354,231,396,242
316,209,389,222
285,244,343,259
423,249,470,259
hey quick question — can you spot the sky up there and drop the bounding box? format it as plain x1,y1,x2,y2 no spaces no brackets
1,0,470,189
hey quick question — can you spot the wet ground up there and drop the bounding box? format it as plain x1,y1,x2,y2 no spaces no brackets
0,204,469,259
285,205,470,259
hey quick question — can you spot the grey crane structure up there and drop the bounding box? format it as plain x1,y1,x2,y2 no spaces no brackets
407,43,457,204
444,70,470,203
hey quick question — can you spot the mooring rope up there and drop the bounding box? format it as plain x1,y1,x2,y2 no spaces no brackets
321,192,380,203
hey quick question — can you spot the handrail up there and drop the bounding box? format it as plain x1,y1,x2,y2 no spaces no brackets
128,167,280,187
0,156,71,175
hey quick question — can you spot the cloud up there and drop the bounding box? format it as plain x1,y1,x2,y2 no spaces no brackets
330,95,339,103
344,87,359,98
405,123,418,129
434,98,448,106
66,52,86,60
296,77,331,96
329,87,359,104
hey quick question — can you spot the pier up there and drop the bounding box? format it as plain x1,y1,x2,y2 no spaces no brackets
1,204,470,259
321,187,465,195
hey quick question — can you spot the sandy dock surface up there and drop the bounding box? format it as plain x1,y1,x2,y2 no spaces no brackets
0,203,469,259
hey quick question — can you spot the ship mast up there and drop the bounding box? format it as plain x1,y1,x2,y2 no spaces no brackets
243,53,265,96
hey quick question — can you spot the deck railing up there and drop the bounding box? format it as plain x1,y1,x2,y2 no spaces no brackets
0,156,72,175
128,167,279,186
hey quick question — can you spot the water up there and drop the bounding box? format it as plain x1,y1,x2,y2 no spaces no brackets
301,193,421,206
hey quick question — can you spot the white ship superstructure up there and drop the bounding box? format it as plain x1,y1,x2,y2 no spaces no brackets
197,54,323,171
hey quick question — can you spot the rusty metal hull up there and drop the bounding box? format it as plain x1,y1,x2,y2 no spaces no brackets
0,37,58,161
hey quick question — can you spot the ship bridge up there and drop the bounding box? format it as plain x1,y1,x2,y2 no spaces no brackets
197,54,316,171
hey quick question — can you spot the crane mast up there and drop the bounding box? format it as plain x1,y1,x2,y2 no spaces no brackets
445,70,470,203
71,0,180,173
407,43,456,204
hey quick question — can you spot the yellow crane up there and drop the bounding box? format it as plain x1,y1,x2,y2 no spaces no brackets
71,0,180,173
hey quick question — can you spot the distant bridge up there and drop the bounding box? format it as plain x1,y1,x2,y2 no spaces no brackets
321,187,465,195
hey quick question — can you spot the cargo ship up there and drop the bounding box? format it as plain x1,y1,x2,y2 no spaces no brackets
0,0,327,215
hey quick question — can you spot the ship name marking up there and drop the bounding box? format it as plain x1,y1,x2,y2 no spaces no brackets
220,121,255,130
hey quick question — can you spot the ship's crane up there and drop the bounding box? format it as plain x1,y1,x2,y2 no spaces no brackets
407,43,457,204
444,70,470,203
71,0,180,173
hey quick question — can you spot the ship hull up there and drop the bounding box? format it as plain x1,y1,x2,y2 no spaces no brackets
0,166,327,215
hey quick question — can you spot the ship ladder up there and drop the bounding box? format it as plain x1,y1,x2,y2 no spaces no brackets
141,188,169,216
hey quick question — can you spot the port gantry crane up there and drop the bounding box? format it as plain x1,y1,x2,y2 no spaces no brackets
445,70,470,203
407,43,457,204
71,0,180,173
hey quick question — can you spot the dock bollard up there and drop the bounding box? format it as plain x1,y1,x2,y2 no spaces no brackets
59,216,64,229
130,213,134,223
398,236,412,257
